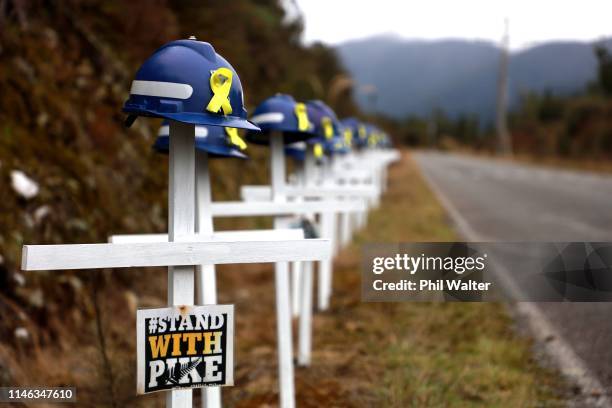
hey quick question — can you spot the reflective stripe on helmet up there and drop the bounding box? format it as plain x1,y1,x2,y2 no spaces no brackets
130,80,193,99
250,112,285,124
288,141,306,149
195,127,209,138
158,125,169,136
158,125,208,138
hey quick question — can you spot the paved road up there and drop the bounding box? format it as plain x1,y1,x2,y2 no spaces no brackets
413,151,612,403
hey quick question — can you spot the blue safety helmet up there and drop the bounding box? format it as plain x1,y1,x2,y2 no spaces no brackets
341,118,368,149
153,121,247,159
123,38,259,131
246,94,318,145
367,125,385,148
306,100,341,144
323,133,350,156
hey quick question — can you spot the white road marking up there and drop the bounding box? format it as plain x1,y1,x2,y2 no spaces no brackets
414,152,612,407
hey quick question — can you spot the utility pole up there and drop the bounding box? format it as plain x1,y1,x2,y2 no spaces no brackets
496,18,512,156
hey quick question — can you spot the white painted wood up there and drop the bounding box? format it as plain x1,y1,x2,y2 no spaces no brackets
21,239,331,271
290,166,305,318
195,151,222,408
297,260,313,366
318,211,335,311
209,200,365,217
271,135,287,202
270,132,295,408
240,185,378,200
167,121,196,407
109,229,304,244
291,260,302,318
340,210,352,247
297,145,317,361
195,152,218,306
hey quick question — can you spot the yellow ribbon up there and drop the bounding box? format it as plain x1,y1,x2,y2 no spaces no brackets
358,125,367,140
343,128,353,147
314,143,323,158
294,103,310,131
225,127,247,150
206,67,233,115
322,117,334,140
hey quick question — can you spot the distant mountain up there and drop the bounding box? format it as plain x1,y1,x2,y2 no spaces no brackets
336,35,612,121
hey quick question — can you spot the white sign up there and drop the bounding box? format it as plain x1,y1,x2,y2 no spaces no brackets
137,305,234,394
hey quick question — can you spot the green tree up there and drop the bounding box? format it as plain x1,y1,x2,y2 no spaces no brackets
595,45,612,96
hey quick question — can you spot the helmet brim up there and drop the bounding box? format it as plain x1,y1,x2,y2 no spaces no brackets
202,143,248,159
124,108,260,132
285,148,305,162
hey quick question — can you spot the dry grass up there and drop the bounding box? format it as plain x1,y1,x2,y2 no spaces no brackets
451,147,612,175
223,150,565,407
1,150,565,407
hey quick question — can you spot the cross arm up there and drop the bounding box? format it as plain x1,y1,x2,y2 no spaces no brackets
22,238,330,271
209,200,366,218
108,228,304,244
240,185,378,201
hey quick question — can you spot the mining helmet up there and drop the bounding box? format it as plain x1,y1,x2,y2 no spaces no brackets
123,38,259,131
323,133,350,156
306,100,341,144
246,94,318,145
367,125,385,148
153,121,247,159
341,118,367,149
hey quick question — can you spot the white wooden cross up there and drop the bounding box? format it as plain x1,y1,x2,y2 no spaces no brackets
21,122,332,408
239,147,387,311
110,143,316,408
107,129,365,407
206,135,366,368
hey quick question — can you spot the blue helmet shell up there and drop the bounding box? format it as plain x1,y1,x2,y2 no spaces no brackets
367,124,386,148
306,100,341,144
153,121,247,159
124,39,259,131
323,135,350,156
246,94,318,145
341,117,368,149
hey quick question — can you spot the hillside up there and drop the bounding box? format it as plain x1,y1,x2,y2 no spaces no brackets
337,35,612,121
0,0,355,397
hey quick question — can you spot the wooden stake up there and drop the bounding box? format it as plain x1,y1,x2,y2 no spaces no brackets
298,145,317,365
196,151,221,408
270,132,295,408
167,120,195,408
290,165,305,318
297,259,313,366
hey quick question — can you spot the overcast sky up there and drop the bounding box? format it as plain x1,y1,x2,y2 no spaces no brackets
290,0,612,50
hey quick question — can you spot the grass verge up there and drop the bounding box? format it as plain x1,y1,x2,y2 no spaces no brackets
278,150,564,407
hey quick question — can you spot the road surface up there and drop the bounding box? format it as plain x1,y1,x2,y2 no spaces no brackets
414,151,612,405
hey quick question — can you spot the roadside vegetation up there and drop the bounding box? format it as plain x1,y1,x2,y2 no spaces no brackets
295,151,565,407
